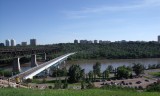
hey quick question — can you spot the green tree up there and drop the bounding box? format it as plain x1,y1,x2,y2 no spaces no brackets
88,71,93,81
68,64,82,83
81,80,85,89
107,65,113,73
116,66,131,79
93,62,101,79
103,69,109,80
63,78,68,89
132,63,144,76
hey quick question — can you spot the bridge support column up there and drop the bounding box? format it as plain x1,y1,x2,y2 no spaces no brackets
31,54,38,67
12,57,21,73
42,52,46,61
45,68,50,76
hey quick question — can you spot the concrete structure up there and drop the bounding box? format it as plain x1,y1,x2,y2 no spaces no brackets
94,40,98,44
5,39,10,46
88,40,93,44
158,35,160,43
99,40,103,44
12,57,21,73
21,42,27,46
31,54,38,67
24,53,75,79
42,52,46,61
80,40,93,44
0,43,4,46
10,53,75,80
74,39,78,44
11,39,16,46
80,40,87,44
99,40,111,44
30,39,36,46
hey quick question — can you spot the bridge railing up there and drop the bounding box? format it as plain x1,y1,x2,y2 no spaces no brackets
9,52,75,80
23,52,75,79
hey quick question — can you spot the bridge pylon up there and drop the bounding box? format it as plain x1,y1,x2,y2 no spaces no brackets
31,54,38,67
12,57,21,73
42,52,46,61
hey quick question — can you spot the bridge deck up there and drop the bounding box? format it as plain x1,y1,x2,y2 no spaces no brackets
10,53,75,80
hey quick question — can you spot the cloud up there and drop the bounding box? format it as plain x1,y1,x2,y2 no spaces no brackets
64,0,160,19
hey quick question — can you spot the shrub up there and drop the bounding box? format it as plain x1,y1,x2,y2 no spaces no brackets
146,82,160,92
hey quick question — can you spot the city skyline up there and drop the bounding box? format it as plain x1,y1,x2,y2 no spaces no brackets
0,0,160,44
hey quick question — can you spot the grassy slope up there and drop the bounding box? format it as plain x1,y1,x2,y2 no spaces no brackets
150,72,160,77
0,88,159,96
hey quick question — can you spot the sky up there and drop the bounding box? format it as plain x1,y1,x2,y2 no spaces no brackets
0,0,160,44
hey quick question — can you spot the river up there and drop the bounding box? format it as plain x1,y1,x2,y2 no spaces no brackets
66,58,160,73
1,58,160,74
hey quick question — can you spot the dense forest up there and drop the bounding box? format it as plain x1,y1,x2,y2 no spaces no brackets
58,41,160,60
1,41,160,65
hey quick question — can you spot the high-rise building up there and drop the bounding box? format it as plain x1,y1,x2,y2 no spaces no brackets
80,40,88,44
0,43,4,47
94,40,98,44
30,39,37,46
21,42,27,46
11,39,16,46
88,40,93,44
158,35,160,43
99,40,103,44
74,39,78,44
5,39,10,46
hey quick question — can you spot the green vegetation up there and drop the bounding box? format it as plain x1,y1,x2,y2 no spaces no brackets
63,42,160,60
1,42,160,65
93,62,101,78
132,63,145,76
116,65,131,79
149,72,160,77
0,69,12,77
68,64,83,83
146,83,160,92
0,88,159,96
101,84,135,91
50,67,67,77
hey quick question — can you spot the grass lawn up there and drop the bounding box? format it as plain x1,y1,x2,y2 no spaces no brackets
0,88,159,96
149,72,160,77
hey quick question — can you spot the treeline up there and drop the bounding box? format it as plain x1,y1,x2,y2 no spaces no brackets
58,42,160,59
0,57,31,66
1,41,160,64
42,62,145,90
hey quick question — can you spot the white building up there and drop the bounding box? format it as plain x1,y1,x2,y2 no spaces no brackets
11,39,16,46
5,39,10,46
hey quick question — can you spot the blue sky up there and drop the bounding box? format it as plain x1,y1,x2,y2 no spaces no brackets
0,0,160,44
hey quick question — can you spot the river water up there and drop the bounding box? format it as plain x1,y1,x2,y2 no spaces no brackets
66,58,160,73
2,58,160,74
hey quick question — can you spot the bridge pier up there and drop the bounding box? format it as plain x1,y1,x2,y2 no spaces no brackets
12,57,21,73
45,68,50,76
42,52,46,61
63,61,66,64
31,54,38,67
